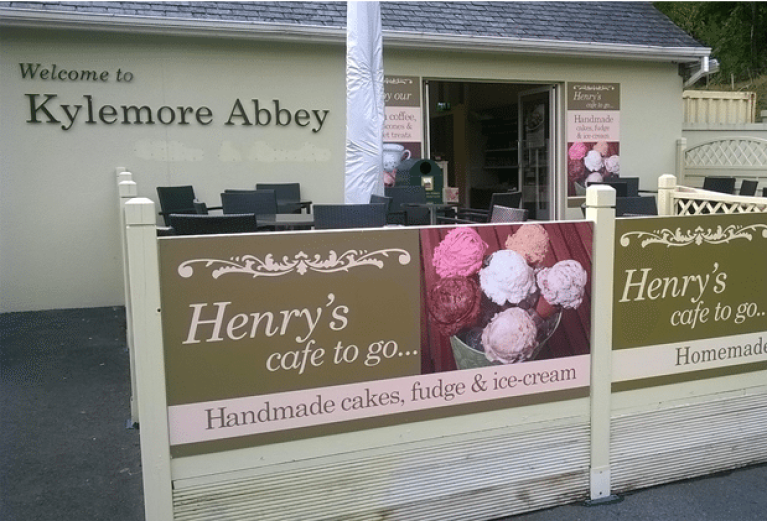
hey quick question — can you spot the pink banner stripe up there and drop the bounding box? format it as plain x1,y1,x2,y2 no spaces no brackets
168,355,590,446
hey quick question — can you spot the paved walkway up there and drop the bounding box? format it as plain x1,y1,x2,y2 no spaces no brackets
2,307,766,521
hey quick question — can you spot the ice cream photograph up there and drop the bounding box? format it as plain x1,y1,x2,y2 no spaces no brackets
419,222,592,372
568,140,620,196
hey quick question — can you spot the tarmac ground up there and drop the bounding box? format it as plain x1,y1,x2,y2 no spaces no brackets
2,306,766,521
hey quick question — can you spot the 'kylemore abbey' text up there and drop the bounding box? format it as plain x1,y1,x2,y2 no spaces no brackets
24,94,330,132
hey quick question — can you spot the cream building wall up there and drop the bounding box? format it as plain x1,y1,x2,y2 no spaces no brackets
1,27,685,312
1,28,346,312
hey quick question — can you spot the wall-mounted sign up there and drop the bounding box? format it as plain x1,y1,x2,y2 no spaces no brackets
19,63,330,132
383,76,423,187
159,222,592,456
566,82,620,197
613,214,767,390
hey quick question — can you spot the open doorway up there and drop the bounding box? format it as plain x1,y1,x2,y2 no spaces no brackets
426,80,559,220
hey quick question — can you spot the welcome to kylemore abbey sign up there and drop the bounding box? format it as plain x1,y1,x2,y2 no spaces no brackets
19,63,330,132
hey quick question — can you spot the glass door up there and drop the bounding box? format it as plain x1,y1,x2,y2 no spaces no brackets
519,86,558,220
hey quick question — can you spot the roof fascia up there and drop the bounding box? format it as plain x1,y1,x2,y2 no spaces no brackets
0,8,710,63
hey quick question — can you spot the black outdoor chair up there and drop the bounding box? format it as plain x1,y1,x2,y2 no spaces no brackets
193,201,211,214
592,177,641,197
384,186,430,225
313,203,387,230
439,191,522,224
156,185,222,226
256,183,311,213
221,190,278,215
615,196,658,216
703,176,736,194
168,213,258,235
586,181,628,198
739,179,758,196
490,205,529,223
581,196,658,218
369,194,393,217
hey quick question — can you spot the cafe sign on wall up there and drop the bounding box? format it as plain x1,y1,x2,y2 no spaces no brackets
19,62,331,132
613,214,767,389
565,82,620,197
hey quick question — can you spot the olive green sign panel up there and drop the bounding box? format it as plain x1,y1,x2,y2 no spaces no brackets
614,213,767,350
159,230,423,407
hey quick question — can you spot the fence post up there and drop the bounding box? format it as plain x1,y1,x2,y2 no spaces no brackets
658,174,677,217
117,170,139,426
585,185,617,502
125,198,173,521
676,138,687,183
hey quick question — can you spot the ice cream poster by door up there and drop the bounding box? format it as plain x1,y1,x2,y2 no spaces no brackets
612,214,767,390
383,75,422,187
566,82,620,197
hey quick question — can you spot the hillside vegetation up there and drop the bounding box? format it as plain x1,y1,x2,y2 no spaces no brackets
655,1,767,117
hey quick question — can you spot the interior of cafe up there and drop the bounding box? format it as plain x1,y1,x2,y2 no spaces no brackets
427,80,556,220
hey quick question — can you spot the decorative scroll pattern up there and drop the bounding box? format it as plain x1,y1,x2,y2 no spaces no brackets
620,224,767,249
178,248,412,279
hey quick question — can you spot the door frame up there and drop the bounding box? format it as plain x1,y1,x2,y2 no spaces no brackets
518,84,564,220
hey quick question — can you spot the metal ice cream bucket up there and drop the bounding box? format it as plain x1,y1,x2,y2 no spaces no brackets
450,308,562,370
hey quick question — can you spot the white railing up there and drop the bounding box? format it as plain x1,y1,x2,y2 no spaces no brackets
116,168,139,426
676,137,767,191
658,174,767,216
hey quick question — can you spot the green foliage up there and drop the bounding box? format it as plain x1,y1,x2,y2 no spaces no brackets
655,2,767,83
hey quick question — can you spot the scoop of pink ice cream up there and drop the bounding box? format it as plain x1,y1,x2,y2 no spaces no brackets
536,259,588,309
505,224,550,268
479,250,536,305
433,227,488,278
482,307,538,364
568,142,588,161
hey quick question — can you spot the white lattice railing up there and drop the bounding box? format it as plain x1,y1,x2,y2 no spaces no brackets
658,174,767,216
677,137,767,191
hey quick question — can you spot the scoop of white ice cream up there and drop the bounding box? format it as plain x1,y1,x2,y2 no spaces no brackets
479,250,536,306
604,155,620,174
584,150,604,172
536,259,588,309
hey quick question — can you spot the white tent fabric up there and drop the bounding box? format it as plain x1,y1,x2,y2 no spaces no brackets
344,1,384,204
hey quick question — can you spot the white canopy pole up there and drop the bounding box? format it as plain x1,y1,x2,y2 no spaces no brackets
345,1,384,204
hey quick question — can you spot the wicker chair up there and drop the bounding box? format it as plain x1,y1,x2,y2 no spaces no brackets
168,213,258,235
615,196,658,216
156,185,221,226
740,179,758,196
384,186,431,225
703,176,736,194
313,203,387,229
256,183,311,213
221,190,278,215
439,191,522,224
490,205,529,223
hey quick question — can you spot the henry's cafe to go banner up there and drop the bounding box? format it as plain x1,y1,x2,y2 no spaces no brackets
159,222,593,457
613,213,767,391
